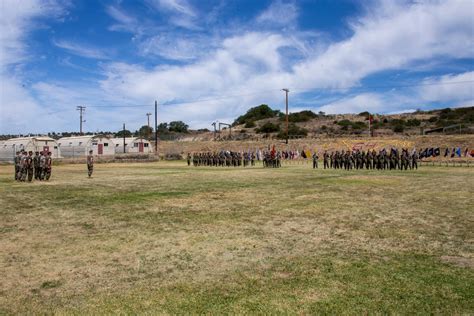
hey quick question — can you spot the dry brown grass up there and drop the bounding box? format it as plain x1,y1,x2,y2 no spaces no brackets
0,161,473,314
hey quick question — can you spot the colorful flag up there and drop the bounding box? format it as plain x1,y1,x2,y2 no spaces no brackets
456,147,461,157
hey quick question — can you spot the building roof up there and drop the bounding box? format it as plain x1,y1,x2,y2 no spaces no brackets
58,135,114,146
111,137,150,146
2,136,57,146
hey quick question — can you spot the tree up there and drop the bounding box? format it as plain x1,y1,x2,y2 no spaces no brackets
255,122,280,133
157,123,169,133
137,125,153,138
233,104,280,125
244,121,256,128
168,121,189,133
116,129,132,137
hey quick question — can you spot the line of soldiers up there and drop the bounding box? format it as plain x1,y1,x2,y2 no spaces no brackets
262,151,281,168
14,150,52,182
318,148,418,170
189,151,256,167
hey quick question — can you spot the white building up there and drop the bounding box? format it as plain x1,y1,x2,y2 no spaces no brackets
58,135,115,157
112,137,153,154
0,136,61,161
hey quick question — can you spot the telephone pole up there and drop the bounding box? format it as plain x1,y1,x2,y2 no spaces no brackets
76,106,86,134
146,112,152,139
282,89,289,144
154,101,158,154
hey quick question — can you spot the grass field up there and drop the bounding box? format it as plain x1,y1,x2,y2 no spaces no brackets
0,161,473,314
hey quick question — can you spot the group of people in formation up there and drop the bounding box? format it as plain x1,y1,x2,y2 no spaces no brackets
187,149,285,168
187,151,256,167
312,148,418,170
188,147,420,171
14,150,52,182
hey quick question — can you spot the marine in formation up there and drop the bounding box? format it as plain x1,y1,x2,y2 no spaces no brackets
14,150,53,182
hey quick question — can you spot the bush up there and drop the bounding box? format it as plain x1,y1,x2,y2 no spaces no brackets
255,122,280,133
233,104,280,125
337,119,352,127
282,110,318,123
351,121,367,130
393,125,404,133
244,121,256,128
277,124,308,139
406,119,421,127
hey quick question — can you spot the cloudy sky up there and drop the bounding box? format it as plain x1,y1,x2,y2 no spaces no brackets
0,0,473,134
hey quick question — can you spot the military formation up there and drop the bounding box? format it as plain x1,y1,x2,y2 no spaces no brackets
191,151,256,167
320,148,418,170
14,150,52,182
189,147,419,171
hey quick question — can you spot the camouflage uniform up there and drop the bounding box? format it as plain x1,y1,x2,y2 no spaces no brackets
87,151,94,177
26,151,34,182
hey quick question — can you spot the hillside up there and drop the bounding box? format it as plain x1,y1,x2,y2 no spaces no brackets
197,105,474,141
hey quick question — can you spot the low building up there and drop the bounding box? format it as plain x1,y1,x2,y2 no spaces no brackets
0,136,61,161
58,135,115,157
112,137,153,154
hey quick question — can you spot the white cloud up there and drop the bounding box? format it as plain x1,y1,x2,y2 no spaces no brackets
293,0,474,90
0,0,67,69
139,33,216,61
257,0,298,27
419,71,474,102
150,0,196,17
98,1,474,128
106,5,139,34
146,0,198,29
52,39,110,59
318,93,384,114
0,0,69,133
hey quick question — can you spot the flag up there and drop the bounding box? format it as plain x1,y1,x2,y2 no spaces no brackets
428,148,434,157
456,147,461,157
434,147,440,157
464,148,469,157
444,148,450,157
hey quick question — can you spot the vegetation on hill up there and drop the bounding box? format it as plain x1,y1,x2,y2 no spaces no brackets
255,122,280,134
233,104,280,126
280,110,318,123
277,124,308,138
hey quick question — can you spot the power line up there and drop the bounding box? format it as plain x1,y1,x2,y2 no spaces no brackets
76,106,86,134
290,79,474,93
60,79,474,111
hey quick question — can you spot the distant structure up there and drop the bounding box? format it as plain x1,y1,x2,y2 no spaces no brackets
0,136,61,161
112,137,153,154
58,135,115,158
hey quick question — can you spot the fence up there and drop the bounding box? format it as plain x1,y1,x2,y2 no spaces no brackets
0,146,61,162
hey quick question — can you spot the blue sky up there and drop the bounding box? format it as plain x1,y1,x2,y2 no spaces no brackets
0,0,473,133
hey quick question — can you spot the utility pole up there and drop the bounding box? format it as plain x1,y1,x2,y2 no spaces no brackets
76,106,86,135
282,89,289,144
368,112,371,137
123,123,126,153
154,101,158,154
146,112,152,139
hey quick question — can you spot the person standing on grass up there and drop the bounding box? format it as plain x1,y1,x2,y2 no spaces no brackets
33,151,40,180
312,152,319,169
14,151,21,181
44,152,52,181
26,151,34,182
87,150,94,178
